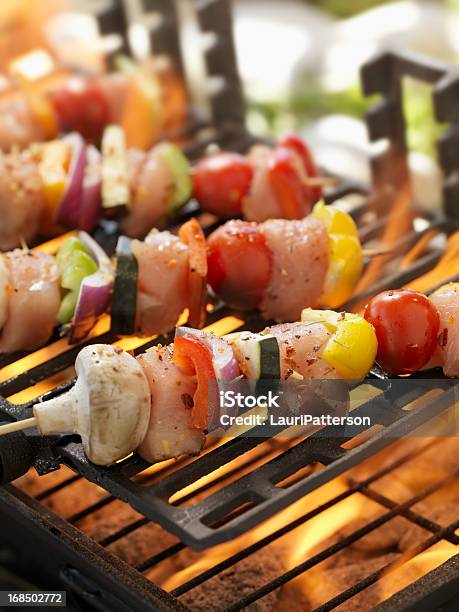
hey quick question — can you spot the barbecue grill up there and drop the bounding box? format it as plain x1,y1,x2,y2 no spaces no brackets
2,1,459,610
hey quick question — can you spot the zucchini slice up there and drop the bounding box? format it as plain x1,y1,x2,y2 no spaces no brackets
111,236,138,334
226,331,281,391
101,125,129,212
158,143,192,215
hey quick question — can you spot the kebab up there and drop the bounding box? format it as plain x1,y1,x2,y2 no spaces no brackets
0,55,186,151
192,133,329,222
0,131,325,251
0,125,193,250
0,311,377,465
0,198,359,354
206,200,363,318
0,217,206,353
3,288,458,465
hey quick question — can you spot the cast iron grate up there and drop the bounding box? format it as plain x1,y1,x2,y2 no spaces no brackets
3,433,459,610
2,1,459,553
2,41,459,547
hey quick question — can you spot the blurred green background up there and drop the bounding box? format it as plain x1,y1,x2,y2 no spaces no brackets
247,0,454,158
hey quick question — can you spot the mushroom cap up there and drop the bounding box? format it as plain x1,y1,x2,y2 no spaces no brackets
74,344,151,465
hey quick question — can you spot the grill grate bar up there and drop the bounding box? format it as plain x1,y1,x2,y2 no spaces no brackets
343,250,442,310
46,383,457,548
69,495,114,524
99,518,150,548
223,470,459,611
35,474,81,501
360,486,459,544
135,543,185,573
169,440,441,596
316,518,459,612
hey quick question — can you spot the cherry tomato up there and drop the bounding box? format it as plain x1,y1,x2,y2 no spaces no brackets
173,334,217,431
268,146,306,219
364,290,440,374
207,220,272,310
51,77,110,142
279,133,321,202
192,152,253,218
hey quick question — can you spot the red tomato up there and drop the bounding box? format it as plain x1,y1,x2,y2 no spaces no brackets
51,77,110,141
364,290,440,374
279,133,321,202
207,220,272,310
192,152,253,218
173,333,217,431
268,146,306,219
178,218,207,328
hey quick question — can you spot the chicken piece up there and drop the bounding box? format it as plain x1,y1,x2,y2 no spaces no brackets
259,217,329,321
137,344,205,462
429,283,459,377
0,97,47,152
268,322,339,380
242,145,282,222
0,249,59,352
131,229,189,336
0,149,45,250
121,147,173,238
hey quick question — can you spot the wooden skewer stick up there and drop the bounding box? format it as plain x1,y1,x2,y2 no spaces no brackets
362,247,395,257
0,416,37,435
303,176,339,188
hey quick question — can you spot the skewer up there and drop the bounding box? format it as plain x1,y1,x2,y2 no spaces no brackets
362,246,395,257
0,417,37,434
303,175,339,188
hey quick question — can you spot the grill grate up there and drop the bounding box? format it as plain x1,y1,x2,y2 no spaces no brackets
3,434,459,610
2,42,459,544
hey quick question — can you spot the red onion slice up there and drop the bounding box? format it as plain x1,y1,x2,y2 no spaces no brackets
56,132,87,227
79,145,102,232
69,231,113,343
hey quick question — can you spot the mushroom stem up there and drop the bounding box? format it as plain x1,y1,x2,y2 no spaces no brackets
0,416,37,435
33,385,77,434
0,384,78,437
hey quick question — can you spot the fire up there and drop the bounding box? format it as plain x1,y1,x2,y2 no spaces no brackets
377,542,458,604
406,231,459,293
354,181,413,297
160,475,357,593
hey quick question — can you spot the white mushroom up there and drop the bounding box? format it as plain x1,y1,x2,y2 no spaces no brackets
0,345,151,466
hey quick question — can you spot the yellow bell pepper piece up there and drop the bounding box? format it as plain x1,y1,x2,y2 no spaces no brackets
312,199,359,238
321,234,363,308
312,200,363,308
301,308,377,379
28,93,59,139
18,75,59,140
34,141,71,230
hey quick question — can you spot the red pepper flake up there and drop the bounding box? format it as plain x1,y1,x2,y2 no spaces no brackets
181,393,194,410
439,327,448,348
